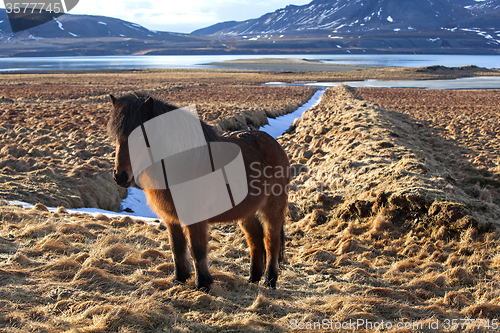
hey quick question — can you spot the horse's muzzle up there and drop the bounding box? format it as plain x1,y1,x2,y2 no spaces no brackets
113,170,131,188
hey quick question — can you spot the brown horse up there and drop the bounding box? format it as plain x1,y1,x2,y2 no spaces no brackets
107,92,290,291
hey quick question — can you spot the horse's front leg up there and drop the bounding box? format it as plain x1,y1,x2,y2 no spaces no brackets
166,221,191,283
186,221,213,292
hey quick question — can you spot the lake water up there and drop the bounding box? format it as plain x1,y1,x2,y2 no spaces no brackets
0,54,499,72
265,76,500,90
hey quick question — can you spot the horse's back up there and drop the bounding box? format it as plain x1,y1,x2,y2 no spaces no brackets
202,130,290,223
224,130,290,169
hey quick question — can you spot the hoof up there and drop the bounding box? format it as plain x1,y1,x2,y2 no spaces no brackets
264,270,278,289
195,285,211,293
263,279,277,289
173,272,190,284
248,275,262,284
196,274,213,292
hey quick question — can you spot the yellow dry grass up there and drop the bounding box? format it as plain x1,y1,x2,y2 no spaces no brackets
0,70,499,332
0,70,316,209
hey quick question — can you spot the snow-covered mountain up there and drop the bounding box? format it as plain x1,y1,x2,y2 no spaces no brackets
0,9,198,42
464,0,500,14
0,1,498,56
192,0,498,36
0,9,213,57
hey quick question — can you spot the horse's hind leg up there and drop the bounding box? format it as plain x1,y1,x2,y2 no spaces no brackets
239,214,265,284
166,221,191,283
260,195,286,289
186,221,213,292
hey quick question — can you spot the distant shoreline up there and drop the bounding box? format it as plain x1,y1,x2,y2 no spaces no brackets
205,58,388,72
1,54,499,73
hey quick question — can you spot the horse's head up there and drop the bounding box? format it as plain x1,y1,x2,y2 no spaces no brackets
112,135,134,188
107,93,218,188
107,93,157,188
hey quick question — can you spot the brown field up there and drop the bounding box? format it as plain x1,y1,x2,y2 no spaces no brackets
0,70,317,208
1,68,500,332
356,88,500,181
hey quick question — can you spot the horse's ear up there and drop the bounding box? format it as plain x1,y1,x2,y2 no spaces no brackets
109,94,117,107
144,97,154,115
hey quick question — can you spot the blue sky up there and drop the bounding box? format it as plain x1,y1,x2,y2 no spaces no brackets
69,0,311,33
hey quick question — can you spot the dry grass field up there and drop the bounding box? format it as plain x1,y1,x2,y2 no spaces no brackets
0,68,500,332
356,88,500,183
0,70,316,209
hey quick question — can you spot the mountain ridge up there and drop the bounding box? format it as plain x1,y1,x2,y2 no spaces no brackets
192,0,498,36
191,0,499,55
0,1,499,57
0,9,198,41
0,9,217,57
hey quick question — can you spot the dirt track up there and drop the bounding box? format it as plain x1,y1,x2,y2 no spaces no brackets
1,78,500,332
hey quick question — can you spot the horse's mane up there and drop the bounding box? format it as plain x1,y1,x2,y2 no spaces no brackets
107,92,220,142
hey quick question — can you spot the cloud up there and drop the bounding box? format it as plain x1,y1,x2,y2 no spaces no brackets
70,0,311,33
124,1,155,10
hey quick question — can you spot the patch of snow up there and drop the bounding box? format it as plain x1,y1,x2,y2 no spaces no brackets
6,192,159,223
259,89,324,138
55,19,64,30
387,16,394,22
394,28,401,32
119,187,157,218
332,23,347,32
408,26,415,30
264,82,287,86
68,32,78,37
124,23,140,31
276,12,287,22
336,45,342,48
98,21,107,25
